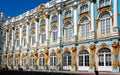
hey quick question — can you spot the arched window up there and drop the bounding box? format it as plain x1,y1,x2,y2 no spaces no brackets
41,29,46,44
31,23,35,46
51,15,57,22
64,11,72,18
80,4,88,13
22,26,26,47
51,26,58,42
40,19,46,26
98,48,111,66
99,0,110,8
39,53,45,67
78,50,89,66
21,56,26,66
30,54,34,66
99,11,111,35
50,53,57,66
80,17,90,38
64,22,72,40
62,51,71,66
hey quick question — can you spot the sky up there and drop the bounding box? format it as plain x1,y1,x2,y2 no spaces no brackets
0,0,50,18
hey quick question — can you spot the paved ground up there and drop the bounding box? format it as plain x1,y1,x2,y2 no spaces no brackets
50,71,120,75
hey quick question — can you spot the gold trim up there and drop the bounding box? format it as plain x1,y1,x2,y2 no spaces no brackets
100,43,107,48
64,17,72,24
113,60,119,68
51,21,57,27
40,26,46,30
58,10,62,14
80,0,86,4
45,14,49,19
73,5,77,10
80,45,86,50
112,42,119,56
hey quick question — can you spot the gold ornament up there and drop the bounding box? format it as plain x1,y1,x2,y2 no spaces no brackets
113,60,119,68
89,61,95,67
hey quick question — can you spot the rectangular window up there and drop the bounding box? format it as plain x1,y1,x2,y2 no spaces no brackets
42,34,46,44
53,32,58,42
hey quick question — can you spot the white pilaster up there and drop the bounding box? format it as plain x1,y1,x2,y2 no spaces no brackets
19,25,22,47
12,29,14,47
114,0,118,28
73,5,78,39
26,23,30,47
35,20,39,46
45,14,49,43
58,10,63,43
90,2,95,38
6,31,8,48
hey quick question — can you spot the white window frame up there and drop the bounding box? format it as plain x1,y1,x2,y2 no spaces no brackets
50,53,57,66
98,12,112,36
80,17,90,39
64,22,72,41
99,0,111,8
78,50,89,66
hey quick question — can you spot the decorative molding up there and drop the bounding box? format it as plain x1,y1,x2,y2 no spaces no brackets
100,43,107,48
80,45,86,50
51,21,57,27
58,10,62,14
64,47,69,52
45,14,49,19
73,5,77,10
80,0,86,4
40,26,46,30
112,42,119,56
64,17,72,24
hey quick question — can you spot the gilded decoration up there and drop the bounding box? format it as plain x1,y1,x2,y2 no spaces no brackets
64,17,72,24
51,21,57,27
89,44,96,57
89,0,94,2
4,28,8,32
56,48,61,66
113,60,119,68
100,43,107,48
34,50,38,66
50,10,56,15
24,21,29,25
73,5,77,10
44,49,49,66
3,55,7,59
58,10,62,14
79,13,90,19
40,26,46,30
71,61,76,67
45,14,49,19
71,46,77,59
57,48,61,60
80,45,86,50
10,26,15,30
64,47,69,52
30,28,35,32
22,30,26,35
112,42,119,56
89,61,95,67
65,3,72,11
39,4,45,10
80,0,86,4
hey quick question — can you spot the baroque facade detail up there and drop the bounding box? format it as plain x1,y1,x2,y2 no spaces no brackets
1,0,120,72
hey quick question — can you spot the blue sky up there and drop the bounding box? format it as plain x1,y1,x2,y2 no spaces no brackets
0,0,50,18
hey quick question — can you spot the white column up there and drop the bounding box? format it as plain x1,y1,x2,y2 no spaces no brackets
26,23,30,47
58,10,63,43
45,14,49,43
114,0,118,28
5,31,8,48
91,2,95,37
12,28,14,47
35,18,39,46
19,25,22,47
73,5,78,38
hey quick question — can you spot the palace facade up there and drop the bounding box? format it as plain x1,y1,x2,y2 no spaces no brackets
1,0,120,72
